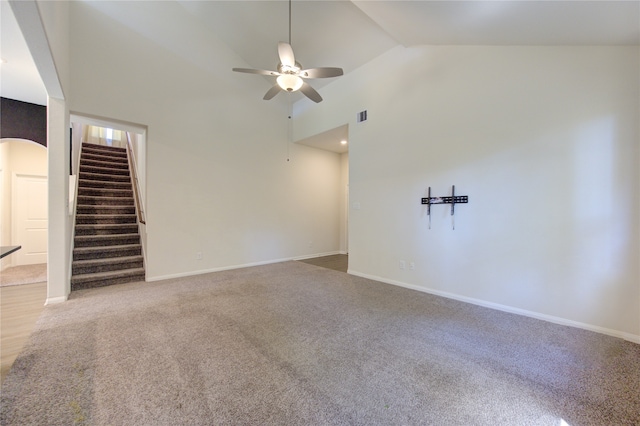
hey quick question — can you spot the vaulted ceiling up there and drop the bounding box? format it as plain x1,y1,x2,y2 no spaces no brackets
2,1,639,134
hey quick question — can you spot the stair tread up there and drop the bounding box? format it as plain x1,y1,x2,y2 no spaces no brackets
71,267,145,280
81,162,129,170
73,255,143,266
78,184,132,190
73,243,141,252
79,187,133,193
77,204,135,214
80,166,130,175
79,167,130,173
82,150,128,158
79,174,131,183
82,156,128,164
82,143,126,152
75,232,139,238
75,213,136,218
76,223,137,228
77,198,134,206
79,178,131,185
78,195,133,200
78,191,134,197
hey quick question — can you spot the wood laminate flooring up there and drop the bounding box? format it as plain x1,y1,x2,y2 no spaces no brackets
1,281,47,384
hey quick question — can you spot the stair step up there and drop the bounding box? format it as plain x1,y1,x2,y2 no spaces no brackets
82,143,127,154
75,223,139,236
77,195,134,206
78,178,132,190
80,153,128,164
71,267,145,291
81,158,130,170
75,214,137,225
73,143,145,291
73,244,142,261
78,187,133,198
80,164,130,177
72,255,143,275
77,205,135,215
74,233,140,248
79,172,131,183
81,151,128,164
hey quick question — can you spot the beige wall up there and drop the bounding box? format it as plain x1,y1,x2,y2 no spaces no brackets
0,139,48,270
28,1,639,341
340,153,349,254
68,1,342,281
295,45,640,342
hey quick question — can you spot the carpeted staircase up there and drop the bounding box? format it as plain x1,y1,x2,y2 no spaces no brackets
71,143,145,290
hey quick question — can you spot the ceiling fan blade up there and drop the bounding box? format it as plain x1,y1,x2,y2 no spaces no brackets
300,67,344,79
263,84,282,100
232,68,279,76
278,42,295,67
300,81,322,103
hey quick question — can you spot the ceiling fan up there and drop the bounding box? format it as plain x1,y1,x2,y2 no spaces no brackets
232,0,343,103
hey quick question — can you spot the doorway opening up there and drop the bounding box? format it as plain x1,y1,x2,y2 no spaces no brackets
294,123,349,258
0,139,48,286
69,114,148,269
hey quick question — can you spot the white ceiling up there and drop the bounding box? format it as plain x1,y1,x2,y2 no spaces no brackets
0,0,47,105
2,0,639,149
296,124,349,154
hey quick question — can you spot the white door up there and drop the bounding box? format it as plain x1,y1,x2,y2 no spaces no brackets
13,174,48,265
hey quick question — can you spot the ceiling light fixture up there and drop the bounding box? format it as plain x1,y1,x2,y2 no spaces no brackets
231,0,343,103
277,74,303,92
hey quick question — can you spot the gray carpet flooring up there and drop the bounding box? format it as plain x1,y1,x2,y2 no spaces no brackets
1,261,638,425
0,263,47,287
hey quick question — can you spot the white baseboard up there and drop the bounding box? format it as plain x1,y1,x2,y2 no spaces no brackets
292,251,342,261
147,252,344,282
348,269,640,345
147,259,286,282
45,295,68,305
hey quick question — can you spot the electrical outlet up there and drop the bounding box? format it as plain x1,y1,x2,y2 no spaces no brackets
409,262,415,270
308,240,314,248
399,260,406,270
196,252,203,260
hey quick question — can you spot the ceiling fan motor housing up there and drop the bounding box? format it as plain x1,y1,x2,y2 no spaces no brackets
277,62,303,91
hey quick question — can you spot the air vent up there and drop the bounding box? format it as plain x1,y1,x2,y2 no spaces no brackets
357,110,368,123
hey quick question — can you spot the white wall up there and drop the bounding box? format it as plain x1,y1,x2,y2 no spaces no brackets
68,1,342,280
295,45,640,342
339,153,349,254
129,131,147,261
36,0,71,304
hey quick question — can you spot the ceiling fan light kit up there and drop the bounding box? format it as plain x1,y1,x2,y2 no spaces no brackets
277,74,303,92
232,1,343,103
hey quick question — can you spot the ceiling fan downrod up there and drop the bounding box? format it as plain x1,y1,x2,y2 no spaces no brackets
231,0,344,103
288,0,292,46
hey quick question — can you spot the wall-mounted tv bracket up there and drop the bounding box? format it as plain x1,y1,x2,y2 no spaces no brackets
421,185,468,230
